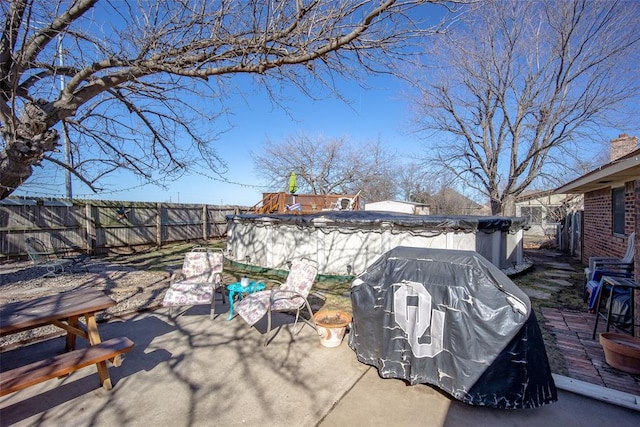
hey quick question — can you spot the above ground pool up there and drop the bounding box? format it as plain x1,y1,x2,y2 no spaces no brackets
226,211,528,276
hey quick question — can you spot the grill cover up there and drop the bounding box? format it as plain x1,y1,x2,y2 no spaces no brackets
349,246,557,409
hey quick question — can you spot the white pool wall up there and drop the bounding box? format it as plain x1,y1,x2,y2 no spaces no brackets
226,213,526,276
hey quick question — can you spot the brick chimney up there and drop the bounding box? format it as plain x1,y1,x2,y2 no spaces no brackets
610,134,639,161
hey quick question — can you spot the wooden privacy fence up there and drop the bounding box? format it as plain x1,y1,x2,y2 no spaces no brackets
556,210,582,259
0,198,245,259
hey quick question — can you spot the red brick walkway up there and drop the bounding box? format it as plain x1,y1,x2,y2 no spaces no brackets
541,307,639,395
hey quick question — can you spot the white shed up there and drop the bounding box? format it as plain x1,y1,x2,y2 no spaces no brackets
364,200,430,215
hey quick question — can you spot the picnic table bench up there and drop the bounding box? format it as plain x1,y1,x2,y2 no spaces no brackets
0,289,134,396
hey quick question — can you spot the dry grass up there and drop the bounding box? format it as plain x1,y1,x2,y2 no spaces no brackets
2,237,585,377
511,243,587,375
103,239,354,313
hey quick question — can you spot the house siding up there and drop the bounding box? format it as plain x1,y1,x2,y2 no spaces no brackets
582,181,636,265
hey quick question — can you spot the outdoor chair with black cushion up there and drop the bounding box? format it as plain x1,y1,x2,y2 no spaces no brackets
161,247,226,319
584,232,635,284
234,258,318,346
607,289,633,330
584,269,633,312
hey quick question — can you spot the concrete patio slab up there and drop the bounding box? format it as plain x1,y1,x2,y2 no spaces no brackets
522,288,552,300
2,304,639,427
319,368,640,426
545,262,577,271
0,305,366,426
544,270,573,278
545,278,575,288
532,283,563,292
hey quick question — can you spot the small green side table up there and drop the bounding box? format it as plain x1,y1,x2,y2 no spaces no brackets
226,281,266,320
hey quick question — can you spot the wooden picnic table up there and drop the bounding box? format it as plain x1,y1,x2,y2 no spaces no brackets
0,288,115,349
0,288,134,395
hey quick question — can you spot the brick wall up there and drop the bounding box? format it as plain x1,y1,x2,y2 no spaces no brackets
584,179,638,336
636,180,640,337
582,181,636,264
610,134,638,161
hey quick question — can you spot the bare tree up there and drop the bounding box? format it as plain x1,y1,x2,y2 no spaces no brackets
357,141,399,202
0,0,459,199
252,133,398,201
398,162,427,201
398,162,442,202
543,194,583,224
398,163,482,214
411,0,640,215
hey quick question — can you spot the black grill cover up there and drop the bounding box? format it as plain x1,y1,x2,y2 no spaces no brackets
349,246,557,409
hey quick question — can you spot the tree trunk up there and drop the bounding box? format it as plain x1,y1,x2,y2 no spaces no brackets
490,199,501,216
0,129,61,198
501,194,516,217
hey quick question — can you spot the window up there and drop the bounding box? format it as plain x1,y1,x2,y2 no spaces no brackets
612,187,625,235
520,206,543,224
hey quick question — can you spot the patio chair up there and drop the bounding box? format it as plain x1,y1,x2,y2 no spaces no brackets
332,197,354,210
584,269,633,311
234,258,318,346
50,232,90,272
161,247,226,319
25,237,73,277
584,232,635,284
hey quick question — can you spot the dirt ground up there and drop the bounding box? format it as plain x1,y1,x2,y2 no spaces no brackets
0,243,349,349
0,258,171,349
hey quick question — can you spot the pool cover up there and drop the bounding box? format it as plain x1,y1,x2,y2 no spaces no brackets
349,246,557,409
227,211,527,232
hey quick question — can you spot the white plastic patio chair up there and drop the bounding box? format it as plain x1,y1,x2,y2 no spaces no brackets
234,258,318,346
161,247,225,319
584,232,635,283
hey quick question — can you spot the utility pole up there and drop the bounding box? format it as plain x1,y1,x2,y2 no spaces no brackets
58,34,72,198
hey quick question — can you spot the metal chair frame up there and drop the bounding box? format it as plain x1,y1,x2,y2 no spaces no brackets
25,237,73,277
164,246,226,319
263,258,319,346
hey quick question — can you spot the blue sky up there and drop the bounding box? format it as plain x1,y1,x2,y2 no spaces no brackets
11,2,632,206
17,71,419,206
15,60,620,207
185,77,417,206
10,1,446,207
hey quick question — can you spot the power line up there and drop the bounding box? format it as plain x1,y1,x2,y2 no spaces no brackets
7,172,273,199
193,170,272,189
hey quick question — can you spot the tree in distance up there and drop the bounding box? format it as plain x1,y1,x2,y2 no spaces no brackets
0,0,461,199
411,0,640,215
252,133,399,202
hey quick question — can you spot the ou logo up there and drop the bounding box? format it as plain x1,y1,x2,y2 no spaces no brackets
393,281,444,358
